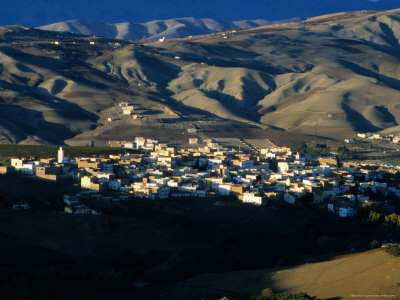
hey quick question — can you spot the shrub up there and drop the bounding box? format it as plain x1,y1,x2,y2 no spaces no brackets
384,243,400,256
369,240,380,249
251,288,314,300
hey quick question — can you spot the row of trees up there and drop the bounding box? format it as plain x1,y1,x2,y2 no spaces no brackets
384,213,400,227
251,288,314,300
296,143,357,160
363,203,400,228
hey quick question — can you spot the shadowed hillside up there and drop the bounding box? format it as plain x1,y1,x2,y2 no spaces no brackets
2,9,400,144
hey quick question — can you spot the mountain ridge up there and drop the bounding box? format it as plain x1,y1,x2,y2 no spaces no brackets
37,18,276,41
2,9,400,144
1,0,399,27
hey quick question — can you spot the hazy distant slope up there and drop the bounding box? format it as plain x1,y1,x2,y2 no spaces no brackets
1,0,399,27
38,18,273,41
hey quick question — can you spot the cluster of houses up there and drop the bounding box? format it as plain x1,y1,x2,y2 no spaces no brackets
356,132,400,144
3,140,400,218
115,102,142,120
6,147,71,180
63,193,126,215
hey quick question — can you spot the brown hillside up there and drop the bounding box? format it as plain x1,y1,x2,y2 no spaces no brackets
1,10,400,144
183,249,400,300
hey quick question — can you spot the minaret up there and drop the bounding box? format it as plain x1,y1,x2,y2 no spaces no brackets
58,147,64,164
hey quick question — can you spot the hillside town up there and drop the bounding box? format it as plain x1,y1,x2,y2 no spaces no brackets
2,138,400,218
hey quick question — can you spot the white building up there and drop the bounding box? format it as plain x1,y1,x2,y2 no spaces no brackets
103,164,114,173
135,137,146,149
58,147,64,164
21,163,37,175
357,133,373,139
124,142,135,149
189,138,199,145
242,192,263,205
278,162,289,173
167,180,179,187
218,184,232,196
122,107,134,115
11,158,25,169
81,176,95,189
108,180,121,191
97,173,115,183
339,207,357,218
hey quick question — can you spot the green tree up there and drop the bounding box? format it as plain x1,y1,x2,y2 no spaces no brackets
368,210,382,223
385,213,400,227
384,243,400,256
251,288,314,300
299,143,307,156
369,240,380,249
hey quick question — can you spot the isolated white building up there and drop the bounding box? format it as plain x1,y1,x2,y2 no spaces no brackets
122,107,133,115
189,138,199,145
58,147,64,164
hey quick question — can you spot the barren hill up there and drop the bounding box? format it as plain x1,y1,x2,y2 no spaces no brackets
2,9,400,144
38,18,273,41
1,0,399,27
178,249,400,299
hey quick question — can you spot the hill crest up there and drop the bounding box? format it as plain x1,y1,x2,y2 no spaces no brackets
37,18,275,41
2,9,400,144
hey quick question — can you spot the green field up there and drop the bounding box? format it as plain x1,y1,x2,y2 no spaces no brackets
0,145,139,160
